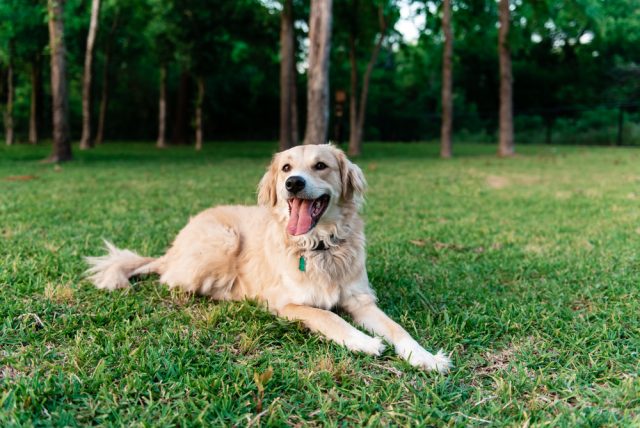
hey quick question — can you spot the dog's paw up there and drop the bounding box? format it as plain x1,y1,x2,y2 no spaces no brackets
396,339,452,374
344,333,386,356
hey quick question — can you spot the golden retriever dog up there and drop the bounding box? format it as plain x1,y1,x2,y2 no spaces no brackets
86,144,451,373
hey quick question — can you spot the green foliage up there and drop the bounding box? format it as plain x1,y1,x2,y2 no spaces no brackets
0,0,639,142
1,142,639,425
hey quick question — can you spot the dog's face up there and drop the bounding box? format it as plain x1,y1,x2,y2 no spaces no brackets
258,145,366,236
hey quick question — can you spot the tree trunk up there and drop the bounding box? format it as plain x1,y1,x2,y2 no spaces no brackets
303,0,332,145
194,76,204,151
95,13,118,145
498,0,514,157
348,3,386,157
348,33,358,155
279,0,295,151
290,62,299,146
440,0,453,158
156,64,167,148
29,58,42,144
172,69,190,145
47,0,72,162
95,49,110,145
80,0,101,150
4,57,14,146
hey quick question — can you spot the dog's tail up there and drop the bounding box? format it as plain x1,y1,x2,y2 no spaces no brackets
85,240,161,291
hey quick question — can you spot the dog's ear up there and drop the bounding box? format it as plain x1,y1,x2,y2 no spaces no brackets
336,148,367,205
257,154,279,206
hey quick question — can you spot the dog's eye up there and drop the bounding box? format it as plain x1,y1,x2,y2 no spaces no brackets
314,162,328,171
282,164,291,172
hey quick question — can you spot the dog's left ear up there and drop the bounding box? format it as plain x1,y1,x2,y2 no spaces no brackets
337,149,367,205
257,154,279,206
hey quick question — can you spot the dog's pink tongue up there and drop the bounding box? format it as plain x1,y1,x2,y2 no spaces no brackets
287,198,313,235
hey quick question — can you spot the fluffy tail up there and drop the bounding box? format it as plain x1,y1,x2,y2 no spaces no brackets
85,240,160,291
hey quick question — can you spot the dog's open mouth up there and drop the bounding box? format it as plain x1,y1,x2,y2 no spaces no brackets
286,195,330,236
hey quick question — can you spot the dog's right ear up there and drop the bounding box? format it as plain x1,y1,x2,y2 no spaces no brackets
257,154,279,206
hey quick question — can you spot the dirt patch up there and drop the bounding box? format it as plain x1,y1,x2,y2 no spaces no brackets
4,175,38,182
44,283,75,304
475,337,538,378
0,366,21,380
486,175,510,189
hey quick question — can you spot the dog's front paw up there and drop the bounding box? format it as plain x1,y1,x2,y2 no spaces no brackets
344,333,386,356
396,339,452,373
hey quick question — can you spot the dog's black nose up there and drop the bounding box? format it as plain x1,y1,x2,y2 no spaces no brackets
285,176,306,193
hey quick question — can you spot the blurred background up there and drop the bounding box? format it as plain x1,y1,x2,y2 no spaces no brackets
0,0,639,159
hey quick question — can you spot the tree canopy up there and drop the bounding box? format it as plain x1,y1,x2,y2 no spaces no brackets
0,0,638,146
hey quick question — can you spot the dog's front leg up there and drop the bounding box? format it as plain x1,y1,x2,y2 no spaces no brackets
277,304,385,356
345,301,452,373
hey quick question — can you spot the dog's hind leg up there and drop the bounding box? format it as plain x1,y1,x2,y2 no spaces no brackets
85,240,162,291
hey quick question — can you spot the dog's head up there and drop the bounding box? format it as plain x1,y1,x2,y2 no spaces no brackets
257,144,366,236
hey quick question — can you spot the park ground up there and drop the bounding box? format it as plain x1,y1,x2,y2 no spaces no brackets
1,142,639,426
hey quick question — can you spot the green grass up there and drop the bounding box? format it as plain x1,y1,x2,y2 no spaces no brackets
1,141,639,426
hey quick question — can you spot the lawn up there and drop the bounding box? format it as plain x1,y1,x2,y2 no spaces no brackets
1,142,639,426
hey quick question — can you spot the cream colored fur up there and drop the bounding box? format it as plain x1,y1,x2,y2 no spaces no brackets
85,144,451,373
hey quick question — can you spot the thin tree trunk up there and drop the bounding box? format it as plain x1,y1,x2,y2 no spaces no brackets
440,0,453,158
279,0,295,151
348,4,386,157
29,58,42,144
303,0,332,145
172,69,190,145
498,0,514,157
4,56,14,146
156,64,167,148
80,0,101,150
348,32,358,154
290,61,299,145
194,76,204,151
94,50,109,145
95,13,118,145
47,0,72,162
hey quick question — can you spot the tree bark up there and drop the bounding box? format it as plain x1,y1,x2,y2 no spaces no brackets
29,58,42,144
348,32,358,154
194,76,204,151
95,13,118,145
440,0,453,158
172,69,190,145
347,3,386,157
303,0,332,145
290,62,299,146
279,0,295,151
94,50,109,145
498,0,514,157
47,0,72,162
80,0,101,150
45,0,72,162
4,55,14,146
156,64,167,148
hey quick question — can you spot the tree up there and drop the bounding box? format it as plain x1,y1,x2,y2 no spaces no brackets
440,0,453,158
345,0,388,156
46,0,72,162
145,0,178,148
95,10,119,145
498,0,514,156
303,0,333,145
279,0,298,151
3,41,13,146
79,0,101,150
194,75,204,150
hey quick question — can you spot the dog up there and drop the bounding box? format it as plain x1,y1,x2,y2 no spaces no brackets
86,144,451,373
